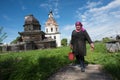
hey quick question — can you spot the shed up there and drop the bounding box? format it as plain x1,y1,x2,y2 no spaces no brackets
106,40,120,52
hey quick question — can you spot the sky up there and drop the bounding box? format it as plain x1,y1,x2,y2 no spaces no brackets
0,0,120,44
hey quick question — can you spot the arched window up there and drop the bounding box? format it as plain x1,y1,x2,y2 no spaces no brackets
56,28,58,32
54,36,56,39
46,28,48,33
51,28,53,32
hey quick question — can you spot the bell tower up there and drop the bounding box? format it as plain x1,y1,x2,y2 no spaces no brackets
45,11,61,47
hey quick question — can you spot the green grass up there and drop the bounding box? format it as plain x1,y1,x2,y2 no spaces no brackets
0,47,71,80
86,42,120,80
0,42,120,80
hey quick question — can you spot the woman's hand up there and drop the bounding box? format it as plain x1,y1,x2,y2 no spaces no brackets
70,44,73,49
90,43,94,51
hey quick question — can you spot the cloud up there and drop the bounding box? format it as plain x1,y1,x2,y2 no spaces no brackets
40,0,60,18
63,24,74,31
2,15,11,21
89,0,120,13
110,11,120,18
18,1,27,11
86,1,102,9
60,24,75,43
40,3,50,8
75,0,120,40
21,5,27,10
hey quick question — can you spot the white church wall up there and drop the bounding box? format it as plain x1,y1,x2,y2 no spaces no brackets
55,34,61,47
45,33,61,47
45,26,58,34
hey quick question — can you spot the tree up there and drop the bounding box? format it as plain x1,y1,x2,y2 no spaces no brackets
116,35,120,40
102,37,110,43
10,36,22,44
61,38,67,46
0,27,7,43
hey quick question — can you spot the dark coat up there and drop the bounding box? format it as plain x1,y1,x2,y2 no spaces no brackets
71,30,93,56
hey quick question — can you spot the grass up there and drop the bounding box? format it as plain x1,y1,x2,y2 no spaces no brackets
0,47,71,80
0,42,120,80
86,42,120,80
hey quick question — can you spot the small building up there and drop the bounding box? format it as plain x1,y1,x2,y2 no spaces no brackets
106,35,120,52
106,40,120,52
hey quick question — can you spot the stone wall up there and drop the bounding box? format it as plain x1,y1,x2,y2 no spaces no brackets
0,40,56,52
106,41,120,52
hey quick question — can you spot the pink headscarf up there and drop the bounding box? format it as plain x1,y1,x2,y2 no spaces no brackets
75,21,85,31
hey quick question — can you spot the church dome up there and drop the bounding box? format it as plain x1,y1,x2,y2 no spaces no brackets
24,14,39,25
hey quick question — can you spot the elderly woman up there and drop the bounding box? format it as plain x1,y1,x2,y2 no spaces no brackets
70,21,94,72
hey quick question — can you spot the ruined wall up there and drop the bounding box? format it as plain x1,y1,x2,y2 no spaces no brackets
0,40,56,52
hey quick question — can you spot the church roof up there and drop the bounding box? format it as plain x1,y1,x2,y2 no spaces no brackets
46,17,58,26
24,14,40,25
18,31,45,35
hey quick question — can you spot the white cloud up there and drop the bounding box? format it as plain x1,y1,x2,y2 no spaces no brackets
89,0,120,13
60,24,75,42
86,1,102,9
75,0,120,41
21,6,27,10
110,11,120,18
2,15,11,21
63,24,74,31
40,0,60,19
18,1,27,11
40,3,49,8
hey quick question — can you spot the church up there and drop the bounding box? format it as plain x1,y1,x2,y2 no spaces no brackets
1,11,61,52
45,11,61,47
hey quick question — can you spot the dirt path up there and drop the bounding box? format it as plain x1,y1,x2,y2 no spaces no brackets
48,64,112,80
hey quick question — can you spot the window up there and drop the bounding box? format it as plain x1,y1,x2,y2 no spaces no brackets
51,28,53,32
54,36,56,39
56,28,58,32
46,28,48,33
